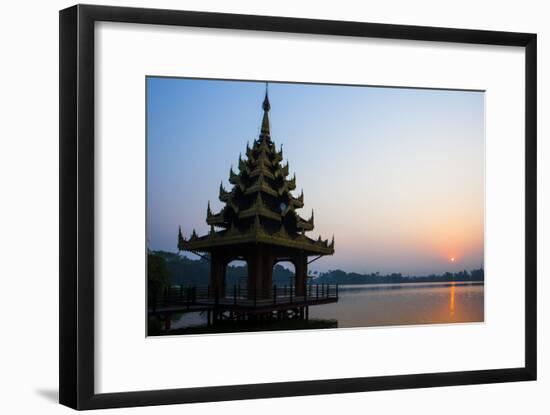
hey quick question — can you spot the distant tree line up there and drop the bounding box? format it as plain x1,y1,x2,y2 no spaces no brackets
312,268,484,285
148,250,484,288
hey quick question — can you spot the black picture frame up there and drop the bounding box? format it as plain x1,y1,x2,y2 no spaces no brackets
59,4,537,410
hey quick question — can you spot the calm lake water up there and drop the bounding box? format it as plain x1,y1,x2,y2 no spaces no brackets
310,281,484,327
167,281,484,333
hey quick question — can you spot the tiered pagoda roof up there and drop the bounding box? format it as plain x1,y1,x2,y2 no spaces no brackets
178,87,334,256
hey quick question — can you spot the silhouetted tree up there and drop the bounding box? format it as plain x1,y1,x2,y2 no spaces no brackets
148,252,170,307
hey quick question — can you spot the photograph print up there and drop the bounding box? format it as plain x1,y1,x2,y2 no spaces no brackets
146,78,485,336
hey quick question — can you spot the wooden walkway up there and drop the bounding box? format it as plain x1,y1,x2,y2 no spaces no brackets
148,284,339,317
149,294,338,315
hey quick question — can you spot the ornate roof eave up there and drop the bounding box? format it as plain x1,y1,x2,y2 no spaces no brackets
179,229,335,255
246,145,255,163
244,180,278,197
177,226,185,251
239,207,282,222
251,150,271,171
296,220,314,231
287,174,296,190
249,165,275,180
275,162,289,178
228,167,245,191
239,193,281,221
206,212,226,226
278,174,296,195
217,192,240,214
238,154,250,175
296,209,314,231
219,182,231,202
289,190,304,209
272,150,283,165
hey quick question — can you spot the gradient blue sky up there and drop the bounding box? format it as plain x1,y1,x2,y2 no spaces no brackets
147,77,484,275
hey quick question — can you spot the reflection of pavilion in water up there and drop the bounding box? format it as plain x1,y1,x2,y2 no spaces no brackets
157,86,338,328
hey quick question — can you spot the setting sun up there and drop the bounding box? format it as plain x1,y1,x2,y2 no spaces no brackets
450,257,456,262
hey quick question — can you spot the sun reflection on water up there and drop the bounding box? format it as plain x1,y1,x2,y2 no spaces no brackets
449,283,456,315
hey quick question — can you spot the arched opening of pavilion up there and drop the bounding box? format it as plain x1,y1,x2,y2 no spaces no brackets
225,258,248,293
272,260,296,296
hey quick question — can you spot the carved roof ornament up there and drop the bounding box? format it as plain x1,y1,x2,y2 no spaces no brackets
219,182,230,202
177,225,186,251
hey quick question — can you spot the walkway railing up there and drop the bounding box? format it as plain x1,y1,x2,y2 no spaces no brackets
150,283,338,310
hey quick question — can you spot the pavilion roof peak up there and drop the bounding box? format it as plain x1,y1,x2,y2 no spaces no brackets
177,85,335,257
262,83,271,112
261,83,271,137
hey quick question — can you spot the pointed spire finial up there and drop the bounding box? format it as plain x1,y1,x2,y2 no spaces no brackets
262,82,270,112
261,83,271,137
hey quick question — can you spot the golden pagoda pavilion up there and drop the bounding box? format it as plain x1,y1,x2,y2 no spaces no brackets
178,86,334,300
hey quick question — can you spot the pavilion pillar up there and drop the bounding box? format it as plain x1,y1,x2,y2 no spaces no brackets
247,247,260,299
260,249,274,298
210,252,226,297
247,245,273,299
294,253,308,297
